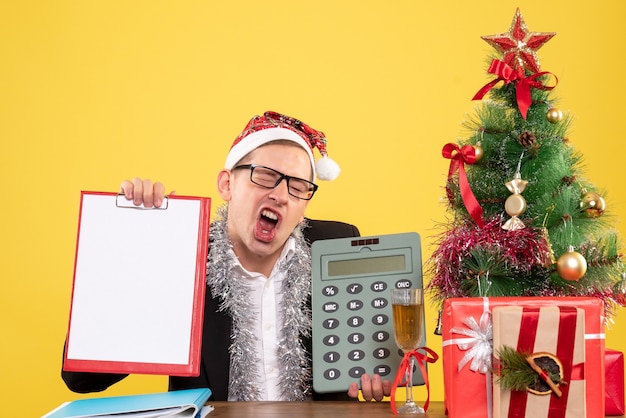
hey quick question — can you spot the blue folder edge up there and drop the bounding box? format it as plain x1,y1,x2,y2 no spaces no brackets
42,388,212,418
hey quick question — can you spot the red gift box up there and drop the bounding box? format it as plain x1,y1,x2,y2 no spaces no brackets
441,297,605,418
492,305,586,418
605,349,625,416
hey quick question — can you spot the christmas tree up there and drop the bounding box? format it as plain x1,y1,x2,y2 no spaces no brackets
426,8,626,318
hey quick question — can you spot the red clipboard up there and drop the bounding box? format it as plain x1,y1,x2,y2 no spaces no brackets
63,191,211,376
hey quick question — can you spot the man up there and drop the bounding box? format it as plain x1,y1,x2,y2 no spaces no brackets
62,111,391,401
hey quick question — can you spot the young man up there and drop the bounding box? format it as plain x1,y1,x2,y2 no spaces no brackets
62,111,391,401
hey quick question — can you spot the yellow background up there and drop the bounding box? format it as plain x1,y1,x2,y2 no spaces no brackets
2,1,625,416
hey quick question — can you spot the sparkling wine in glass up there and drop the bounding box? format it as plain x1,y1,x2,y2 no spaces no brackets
391,288,424,414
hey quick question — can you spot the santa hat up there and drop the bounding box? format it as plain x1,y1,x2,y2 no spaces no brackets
225,111,340,181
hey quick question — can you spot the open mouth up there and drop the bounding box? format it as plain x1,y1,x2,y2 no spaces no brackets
255,209,279,241
261,209,279,225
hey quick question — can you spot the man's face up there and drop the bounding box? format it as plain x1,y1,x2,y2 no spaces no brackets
218,142,313,268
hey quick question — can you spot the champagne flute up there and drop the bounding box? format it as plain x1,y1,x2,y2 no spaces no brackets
391,288,425,414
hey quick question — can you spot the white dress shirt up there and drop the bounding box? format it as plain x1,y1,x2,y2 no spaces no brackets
227,237,295,401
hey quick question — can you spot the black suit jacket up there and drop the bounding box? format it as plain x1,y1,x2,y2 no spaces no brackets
62,219,360,401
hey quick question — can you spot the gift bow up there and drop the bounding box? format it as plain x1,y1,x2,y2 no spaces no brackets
442,143,484,227
473,59,558,120
390,347,439,415
450,312,493,374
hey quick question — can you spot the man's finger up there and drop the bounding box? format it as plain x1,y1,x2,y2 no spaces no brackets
347,382,360,399
370,374,385,401
153,182,166,208
382,378,393,397
120,180,133,200
359,374,373,401
131,177,144,206
141,179,155,208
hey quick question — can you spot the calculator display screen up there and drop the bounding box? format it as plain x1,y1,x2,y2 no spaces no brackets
327,254,406,277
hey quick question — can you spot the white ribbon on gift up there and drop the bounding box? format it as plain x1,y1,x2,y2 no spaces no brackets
449,311,493,374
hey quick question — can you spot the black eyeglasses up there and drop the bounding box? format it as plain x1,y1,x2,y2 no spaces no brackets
233,164,318,200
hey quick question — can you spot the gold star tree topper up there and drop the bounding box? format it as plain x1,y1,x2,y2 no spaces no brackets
481,8,556,73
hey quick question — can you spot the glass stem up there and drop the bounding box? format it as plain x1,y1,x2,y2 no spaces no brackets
405,356,414,404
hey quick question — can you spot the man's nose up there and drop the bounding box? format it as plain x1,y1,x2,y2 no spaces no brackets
269,178,290,201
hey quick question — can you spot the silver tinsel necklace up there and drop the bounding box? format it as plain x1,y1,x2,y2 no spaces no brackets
206,206,312,401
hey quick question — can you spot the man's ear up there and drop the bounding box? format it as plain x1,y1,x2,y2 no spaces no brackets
216,169,233,201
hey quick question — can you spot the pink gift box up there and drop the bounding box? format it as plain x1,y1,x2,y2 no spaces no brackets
441,297,605,418
605,349,625,416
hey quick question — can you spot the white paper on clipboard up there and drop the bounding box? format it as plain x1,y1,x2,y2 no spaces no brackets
63,191,211,376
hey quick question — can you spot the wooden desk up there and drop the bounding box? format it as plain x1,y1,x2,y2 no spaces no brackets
208,400,435,417
207,401,625,417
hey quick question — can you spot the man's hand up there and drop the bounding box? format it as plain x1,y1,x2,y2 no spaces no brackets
119,178,167,208
347,373,392,401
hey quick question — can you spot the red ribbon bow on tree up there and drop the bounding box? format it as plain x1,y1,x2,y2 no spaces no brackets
472,59,557,119
390,347,439,415
442,143,484,227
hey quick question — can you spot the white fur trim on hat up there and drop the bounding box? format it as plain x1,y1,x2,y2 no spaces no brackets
224,127,316,177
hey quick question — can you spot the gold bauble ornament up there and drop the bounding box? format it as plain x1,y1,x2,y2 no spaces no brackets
556,247,587,281
546,108,563,123
581,191,606,218
473,142,484,162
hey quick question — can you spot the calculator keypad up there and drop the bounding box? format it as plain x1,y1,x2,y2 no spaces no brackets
313,278,425,392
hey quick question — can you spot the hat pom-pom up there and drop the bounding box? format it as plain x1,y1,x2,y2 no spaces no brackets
315,155,340,181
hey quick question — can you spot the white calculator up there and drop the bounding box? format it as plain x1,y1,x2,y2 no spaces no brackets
311,232,426,393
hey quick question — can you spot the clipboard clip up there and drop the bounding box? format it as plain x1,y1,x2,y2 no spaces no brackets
116,194,169,210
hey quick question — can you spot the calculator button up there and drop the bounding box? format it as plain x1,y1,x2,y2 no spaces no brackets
372,314,389,325
324,368,341,380
346,283,363,294
347,316,364,327
323,351,340,363
371,281,387,292
373,347,390,359
372,330,390,342
322,285,339,296
374,365,392,376
395,279,412,289
348,333,365,344
348,349,365,361
347,300,363,311
323,335,340,346
322,302,339,313
371,297,388,309
349,367,366,379
322,318,340,329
